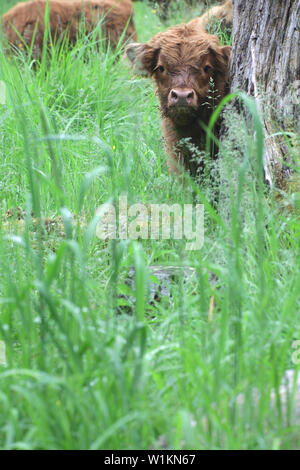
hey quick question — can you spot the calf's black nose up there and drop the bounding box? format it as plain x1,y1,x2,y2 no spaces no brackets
169,88,197,107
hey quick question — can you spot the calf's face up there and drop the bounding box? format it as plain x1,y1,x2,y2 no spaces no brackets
126,25,231,126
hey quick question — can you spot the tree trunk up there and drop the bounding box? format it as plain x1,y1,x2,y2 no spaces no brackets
229,0,300,188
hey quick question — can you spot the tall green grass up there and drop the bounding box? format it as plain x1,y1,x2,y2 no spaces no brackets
0,0,299,450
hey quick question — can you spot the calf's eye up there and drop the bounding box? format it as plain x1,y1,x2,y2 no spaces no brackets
203,65,211,73
154,65,165,73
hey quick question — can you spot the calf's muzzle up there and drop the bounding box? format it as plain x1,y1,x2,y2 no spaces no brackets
168,88,198,108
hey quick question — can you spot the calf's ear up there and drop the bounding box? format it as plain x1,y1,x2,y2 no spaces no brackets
126,43,159,76
220,45,232,64
209,44,232,74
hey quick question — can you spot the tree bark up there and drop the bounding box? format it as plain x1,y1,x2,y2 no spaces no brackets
229,0,300,188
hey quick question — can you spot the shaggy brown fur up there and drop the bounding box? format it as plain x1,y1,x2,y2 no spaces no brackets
126,23,231,177
0,0,137,57
189,0,232,32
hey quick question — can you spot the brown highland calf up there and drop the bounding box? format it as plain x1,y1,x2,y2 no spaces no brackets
0,0,137,57
126,22,231,177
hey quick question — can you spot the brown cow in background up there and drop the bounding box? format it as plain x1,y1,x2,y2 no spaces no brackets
145,1,230,22
0,0,137,57
126,22,231,177
190,0,232,32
